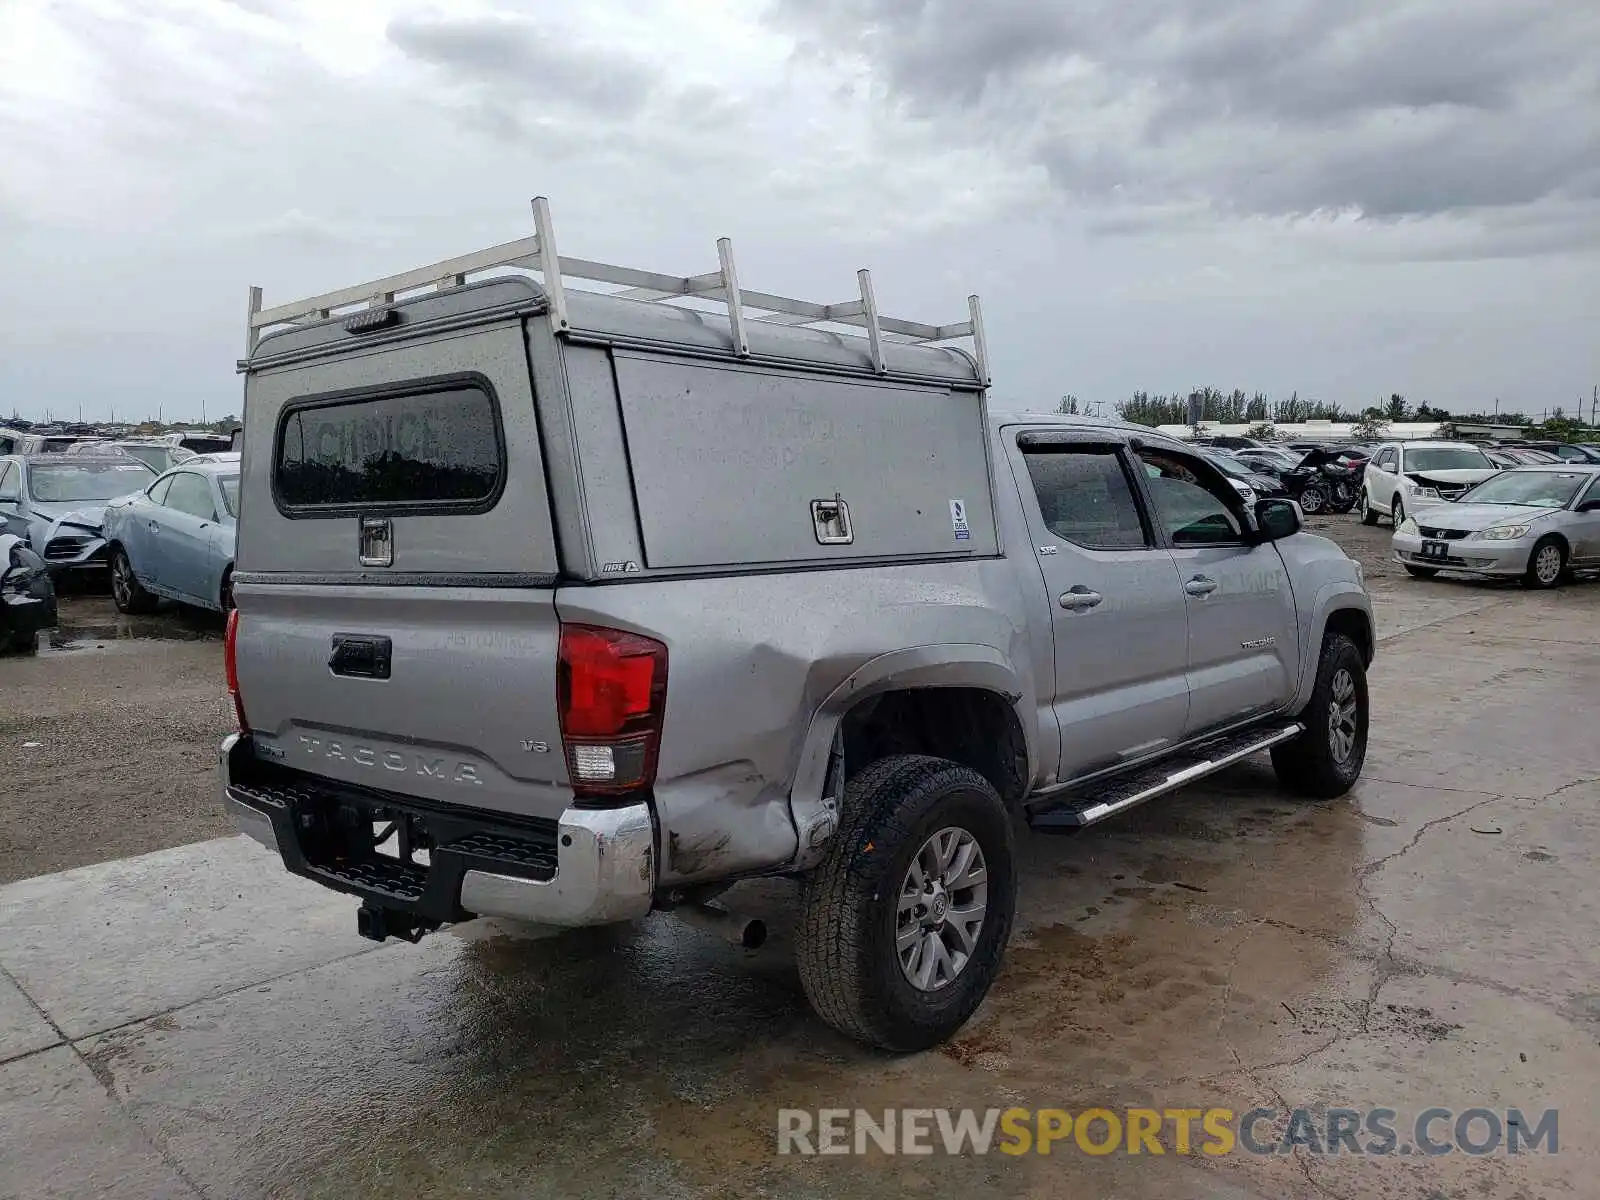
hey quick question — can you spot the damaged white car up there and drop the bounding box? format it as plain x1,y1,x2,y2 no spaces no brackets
0,455,156,575
1359,441,1500,527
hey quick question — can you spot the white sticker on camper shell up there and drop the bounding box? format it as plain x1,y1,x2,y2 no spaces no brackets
950,499,971,541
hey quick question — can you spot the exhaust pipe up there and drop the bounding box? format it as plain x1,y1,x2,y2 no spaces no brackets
675,904,767,950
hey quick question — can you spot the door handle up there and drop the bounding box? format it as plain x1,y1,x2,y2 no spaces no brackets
1059,586,1104,612
1184,576,1218,597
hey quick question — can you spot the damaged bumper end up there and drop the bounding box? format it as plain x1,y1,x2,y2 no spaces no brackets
42,525,109,572
219,733,656,933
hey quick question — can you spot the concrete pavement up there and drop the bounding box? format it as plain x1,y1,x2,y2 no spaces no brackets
2,579,1597,1199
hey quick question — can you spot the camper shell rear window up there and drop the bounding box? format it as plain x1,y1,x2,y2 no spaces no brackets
272,374,506,517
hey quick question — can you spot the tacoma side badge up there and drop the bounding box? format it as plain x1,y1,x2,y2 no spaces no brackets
359,517,393,567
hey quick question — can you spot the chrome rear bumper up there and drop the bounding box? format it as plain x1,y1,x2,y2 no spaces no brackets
220,733,656,928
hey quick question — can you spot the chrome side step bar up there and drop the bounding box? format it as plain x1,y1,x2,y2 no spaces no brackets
1027,723,1304,832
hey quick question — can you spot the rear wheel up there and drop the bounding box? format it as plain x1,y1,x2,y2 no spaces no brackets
219,568,234,613
110,547,158,615
795,754,1016,1052
1523,537,1566,589
1272,634,1368,799
1298,484,1327,514
1359,489,1378,526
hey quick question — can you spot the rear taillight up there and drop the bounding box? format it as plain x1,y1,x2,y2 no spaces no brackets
557,623,667,799
224,608,249,733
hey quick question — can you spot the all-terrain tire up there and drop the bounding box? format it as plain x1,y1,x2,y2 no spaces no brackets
1272,633,1369,799
795,754,1016,1052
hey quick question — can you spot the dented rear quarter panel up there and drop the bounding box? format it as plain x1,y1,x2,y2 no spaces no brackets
556,558,1046,886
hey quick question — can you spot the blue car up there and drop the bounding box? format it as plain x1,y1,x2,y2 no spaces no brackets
101,460,240,614
0,454,157,574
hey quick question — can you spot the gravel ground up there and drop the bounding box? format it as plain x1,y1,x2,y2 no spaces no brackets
0,590,233,884
1300,508,1404,582
0,510,1458,885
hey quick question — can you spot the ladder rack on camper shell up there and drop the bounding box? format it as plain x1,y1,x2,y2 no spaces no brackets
244,196,990,386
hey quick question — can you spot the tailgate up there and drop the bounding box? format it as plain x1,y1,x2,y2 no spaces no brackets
234,583,572,820
232,320,571,821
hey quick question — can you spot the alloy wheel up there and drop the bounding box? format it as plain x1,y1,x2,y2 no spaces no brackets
112,555,132,607
1534,544,1563,586
897,827,988,992
1328,668,1359,763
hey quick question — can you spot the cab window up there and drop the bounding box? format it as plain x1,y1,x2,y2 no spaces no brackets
1136,449,1245,546
1022,447,1150,551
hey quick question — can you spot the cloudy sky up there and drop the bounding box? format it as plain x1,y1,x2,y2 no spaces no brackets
2,0,1596,423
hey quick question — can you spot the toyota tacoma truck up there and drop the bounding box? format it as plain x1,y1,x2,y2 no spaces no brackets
222,198,1373,1051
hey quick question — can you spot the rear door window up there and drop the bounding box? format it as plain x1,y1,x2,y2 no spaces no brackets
274,377,504,516
164,473,217,520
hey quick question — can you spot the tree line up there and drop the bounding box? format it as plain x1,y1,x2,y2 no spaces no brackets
1056,390,1595,440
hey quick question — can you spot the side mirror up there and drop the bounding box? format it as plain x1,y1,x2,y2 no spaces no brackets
1253,497,1302,541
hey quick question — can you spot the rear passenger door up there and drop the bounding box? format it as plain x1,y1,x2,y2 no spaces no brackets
1134,447,1300,736
1010,432,1191,781
1367,446,1398,513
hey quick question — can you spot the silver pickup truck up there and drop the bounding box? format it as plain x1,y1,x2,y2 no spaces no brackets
222,200,1373,1051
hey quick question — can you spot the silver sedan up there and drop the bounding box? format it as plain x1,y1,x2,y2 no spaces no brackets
1392,465,1600,588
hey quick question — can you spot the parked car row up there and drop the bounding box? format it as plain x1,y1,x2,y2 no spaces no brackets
0,450,240,651
103,459,239,614
0,455,158,573
0,424,235,457
1215,440,1600,592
